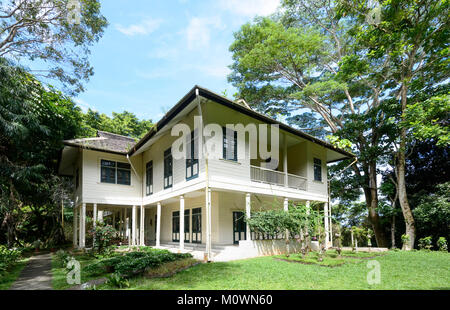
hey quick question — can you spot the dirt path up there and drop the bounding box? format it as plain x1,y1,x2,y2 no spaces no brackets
9,253,53,290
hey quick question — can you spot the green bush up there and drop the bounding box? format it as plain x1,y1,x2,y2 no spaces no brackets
84,248,192,278
90,222,117,254
418,236,433,250
106,273,129,288
437,237,448,252
0,246,22,275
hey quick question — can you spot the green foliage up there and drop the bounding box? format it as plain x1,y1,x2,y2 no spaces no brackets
413,182,450,245
403,94,450,147
106,273,130,288
0,245,22,275
437,237,447,252
0,0,108,94
401,234,410,248
90,222,117,254
85,248,192,278
418,237,433,251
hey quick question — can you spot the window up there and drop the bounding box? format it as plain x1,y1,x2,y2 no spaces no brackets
164,148,173,189
75,168,79,189
314,158,322,182
100,160,131,185
146,161,153,195
186,130,199,180
223,126,237,161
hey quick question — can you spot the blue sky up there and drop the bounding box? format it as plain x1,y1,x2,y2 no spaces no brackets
74,0,281,122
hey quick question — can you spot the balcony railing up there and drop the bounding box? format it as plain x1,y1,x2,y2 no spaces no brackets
250,165,307,191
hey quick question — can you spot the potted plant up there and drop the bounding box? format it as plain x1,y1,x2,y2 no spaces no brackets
33,239,42,253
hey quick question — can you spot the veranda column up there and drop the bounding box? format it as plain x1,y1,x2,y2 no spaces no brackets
93,203,97,226
324,202,329,249
80,203,86,248
98,210,104,223
205,189,212,260
126,209,131,246
140,205,145,246
284,197,289,241
180,196,185,251
283,133,288,186
156,202,161,247
245,193,251,241
132,205,137,246
329,203,333,246
73,206,78,248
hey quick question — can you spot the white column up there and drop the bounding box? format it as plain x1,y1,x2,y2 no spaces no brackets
93,203,97,226
73,206,78,248
180,196,185,251
306,200,311,214
140,205,145,246
329,203,333,246
80,203,86,248
324,202,329,249
245,193,251,241
205,189,212,260
156,202,161,247
132,205,137,246
284,197,289,241
283,133,288,186
98,210,104,223
126,209,131,246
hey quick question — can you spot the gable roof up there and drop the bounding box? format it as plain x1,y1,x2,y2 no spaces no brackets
129,85,355,162
63,131,136,155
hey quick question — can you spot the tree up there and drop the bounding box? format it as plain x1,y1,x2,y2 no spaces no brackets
0,0,108,94
228,0,392,246
338,0,449,249
0,58,82,246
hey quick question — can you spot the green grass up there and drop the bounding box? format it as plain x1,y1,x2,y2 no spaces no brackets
100,250,450,290
274,252,347,267
52,252,104,290
0,258,29,290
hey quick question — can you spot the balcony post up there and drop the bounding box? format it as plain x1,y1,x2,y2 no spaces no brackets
73,206,78,248
140,205,145,246
324,202,329,249
156,202,161,247
132,205,137,246
283,133,288,186
245,193,251,241
180,196,185,251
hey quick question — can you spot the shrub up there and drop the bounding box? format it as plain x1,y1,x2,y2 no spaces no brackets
437,237,448,252
55,250,72,268
401,234,410,249
106,273,129,288
418,236,433,250
0,246,22,275
90,222,117,254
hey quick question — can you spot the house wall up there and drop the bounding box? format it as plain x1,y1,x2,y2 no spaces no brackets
81,149,143,205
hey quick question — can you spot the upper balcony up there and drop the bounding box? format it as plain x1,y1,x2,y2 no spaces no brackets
250,165,308,191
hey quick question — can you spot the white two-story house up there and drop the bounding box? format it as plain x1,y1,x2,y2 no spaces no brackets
58,86,354,261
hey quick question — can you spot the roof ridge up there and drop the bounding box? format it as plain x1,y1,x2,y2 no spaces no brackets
97,130,136,141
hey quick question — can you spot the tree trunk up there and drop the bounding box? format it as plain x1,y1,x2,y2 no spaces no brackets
365,164,388,247
391,214,396,249
398,84,416,250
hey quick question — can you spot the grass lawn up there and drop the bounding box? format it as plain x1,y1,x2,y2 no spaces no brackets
0,258,29,290
52,252,103,290
98,250,449,290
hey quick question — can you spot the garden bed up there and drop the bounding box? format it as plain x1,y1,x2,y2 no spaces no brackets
274,252,347,267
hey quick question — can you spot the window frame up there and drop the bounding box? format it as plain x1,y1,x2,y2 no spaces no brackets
100,159,131,185
313,157,322,182
164,148,173,189
222,126,238,162
186,130,199,181
146,160,153,196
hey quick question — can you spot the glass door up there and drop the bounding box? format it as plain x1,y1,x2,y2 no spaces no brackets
191,208,202,244
172,211,180,242
233,211,246,244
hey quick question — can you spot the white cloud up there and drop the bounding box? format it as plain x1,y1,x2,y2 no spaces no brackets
74,98,96,113
184,17,224,50
218,0,280,17
115,18,163,36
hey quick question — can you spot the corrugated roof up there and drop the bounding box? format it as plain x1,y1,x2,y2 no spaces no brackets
63,131,136,154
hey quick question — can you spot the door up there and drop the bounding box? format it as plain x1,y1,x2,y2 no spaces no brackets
172,211,180,242
191,207,202,244
184,209,190,243
233,211,246,244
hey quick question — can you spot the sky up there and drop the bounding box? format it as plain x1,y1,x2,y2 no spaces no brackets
74,0,281,122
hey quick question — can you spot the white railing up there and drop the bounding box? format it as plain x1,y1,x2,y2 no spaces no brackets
250,165,307,191
250,165,285,187
287,173,307,191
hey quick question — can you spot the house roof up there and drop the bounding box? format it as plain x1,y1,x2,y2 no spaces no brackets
129,85,355,162
63,131,136,155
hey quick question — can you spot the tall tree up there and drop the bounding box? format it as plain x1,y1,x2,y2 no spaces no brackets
228,0,391,246
0,0,108,94
338,0,449,249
